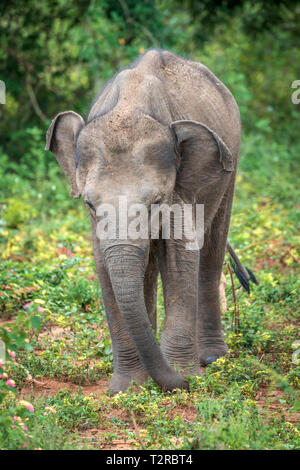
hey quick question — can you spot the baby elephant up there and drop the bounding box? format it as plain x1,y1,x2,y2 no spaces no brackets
45,49,241,393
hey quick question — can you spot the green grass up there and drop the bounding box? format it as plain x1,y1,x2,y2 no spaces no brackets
0,129,299,450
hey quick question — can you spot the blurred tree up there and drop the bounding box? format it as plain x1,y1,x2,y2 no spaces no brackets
0,0,299,166
0,1,90,125
102,0,165,46
171,0,300,42
0,0,177,163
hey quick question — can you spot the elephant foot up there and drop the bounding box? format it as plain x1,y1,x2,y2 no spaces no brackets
164,358,201,377
173,361,201,377
108,369,149,394
161,332,201,377
199,332,228,366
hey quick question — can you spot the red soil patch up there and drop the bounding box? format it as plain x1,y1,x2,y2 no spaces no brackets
256,386,300,425
80,407,143,450
163,403,197,423
19,377,108,398
0,317,15,327
19,377,140,449
81,427,136,450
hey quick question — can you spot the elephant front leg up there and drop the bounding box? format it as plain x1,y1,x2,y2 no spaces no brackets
198,183,235,366
159,239,200,376
198,272,229,366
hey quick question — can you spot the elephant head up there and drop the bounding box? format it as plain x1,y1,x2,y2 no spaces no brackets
45,109,233,391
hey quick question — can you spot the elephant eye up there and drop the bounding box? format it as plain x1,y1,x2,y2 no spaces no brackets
85,200,96,212
153,198,162,205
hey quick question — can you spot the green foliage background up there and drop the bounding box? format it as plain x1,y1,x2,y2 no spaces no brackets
0,0,299,450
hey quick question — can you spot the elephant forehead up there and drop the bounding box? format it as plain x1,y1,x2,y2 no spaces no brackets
76,117,173,169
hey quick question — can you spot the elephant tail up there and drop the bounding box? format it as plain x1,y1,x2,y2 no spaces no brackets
226,241,259,294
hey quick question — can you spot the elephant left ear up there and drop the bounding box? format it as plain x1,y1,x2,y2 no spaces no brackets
170,120,234,198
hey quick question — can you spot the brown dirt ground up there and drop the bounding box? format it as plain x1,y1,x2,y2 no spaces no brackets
17,374,300,449
19,377,108,398
255,386,300,425
19,377,142,449
18,376,200,450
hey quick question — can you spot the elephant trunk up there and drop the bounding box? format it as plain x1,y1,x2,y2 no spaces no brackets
104,244,188,392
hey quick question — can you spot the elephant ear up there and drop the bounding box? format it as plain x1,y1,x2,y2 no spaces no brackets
170,120,234,200
45,111,84,198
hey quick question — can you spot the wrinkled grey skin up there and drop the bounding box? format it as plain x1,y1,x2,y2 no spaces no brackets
45,50,241,393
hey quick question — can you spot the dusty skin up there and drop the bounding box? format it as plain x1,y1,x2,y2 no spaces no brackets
45,49,241,393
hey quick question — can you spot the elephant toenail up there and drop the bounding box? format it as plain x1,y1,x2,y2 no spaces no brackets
205,355,219,365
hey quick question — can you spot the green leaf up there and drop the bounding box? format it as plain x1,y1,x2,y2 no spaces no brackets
30,315,42,331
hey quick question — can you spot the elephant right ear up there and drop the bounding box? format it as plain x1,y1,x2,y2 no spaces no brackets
170,120,234,200
45,111,85,198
